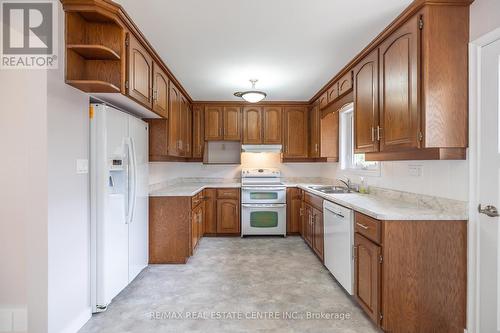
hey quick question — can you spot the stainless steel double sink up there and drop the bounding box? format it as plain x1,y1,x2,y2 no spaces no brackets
307,185,352,194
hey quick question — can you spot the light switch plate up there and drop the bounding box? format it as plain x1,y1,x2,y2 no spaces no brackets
76,159,89,174
408,164,423,177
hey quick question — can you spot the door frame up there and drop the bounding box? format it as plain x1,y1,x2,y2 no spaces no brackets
468,26,500,333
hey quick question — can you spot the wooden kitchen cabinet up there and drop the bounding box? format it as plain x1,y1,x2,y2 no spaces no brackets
378,15,420,153
127,34,153,108
168,84,182,157
152,64,169,118
312,207,324,262
320,109,339,161
262,107,282,144
223,106,241,140
180,96,192,157
286,188,302,235
191,203,203,252
203,189,217,235
192,105,205,159
337,71,353,96
242,106,282,144
309,104,321,158
353,48,379,154
327,84,339,104
217,199,240,234
318,92,328,109
354,232,381,324
204,106,224,140
283,106,308,158
303,205,313,247
352,212,467,332
242,107,262,144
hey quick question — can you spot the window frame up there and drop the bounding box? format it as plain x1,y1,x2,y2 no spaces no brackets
339,103,381,176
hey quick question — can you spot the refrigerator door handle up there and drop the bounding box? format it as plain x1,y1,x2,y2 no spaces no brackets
130,137,137,224
127,137,137,224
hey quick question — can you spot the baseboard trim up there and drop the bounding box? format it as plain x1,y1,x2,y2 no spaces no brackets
59,308,91,333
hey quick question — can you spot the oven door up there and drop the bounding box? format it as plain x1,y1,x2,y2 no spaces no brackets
241,187,286,204
241,204,286,236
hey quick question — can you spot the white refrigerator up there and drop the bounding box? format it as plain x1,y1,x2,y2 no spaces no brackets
90,103,149,312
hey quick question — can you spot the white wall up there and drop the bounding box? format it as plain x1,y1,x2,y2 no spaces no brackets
149,152,328,184
0,69,48,332
46,3,92,333
470,0,500,41
322,160,469,201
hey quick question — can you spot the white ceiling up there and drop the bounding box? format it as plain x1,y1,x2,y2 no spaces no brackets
115,0,412,101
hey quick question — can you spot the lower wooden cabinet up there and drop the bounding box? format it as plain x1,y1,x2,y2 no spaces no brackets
191,200,204,253
299,190,324,262
353,212,467,332
286,188,302,234
203,189,217,234
216,188,240,234
354,232,381,324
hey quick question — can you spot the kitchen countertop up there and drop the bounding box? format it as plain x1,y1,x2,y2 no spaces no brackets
149,181,467,221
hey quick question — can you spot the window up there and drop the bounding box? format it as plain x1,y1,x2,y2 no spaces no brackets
339,104,380,175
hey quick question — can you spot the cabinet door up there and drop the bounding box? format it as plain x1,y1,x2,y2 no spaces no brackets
127,34,153,108
224,106,241,141
286,188,302,234
217,199,240,234
147,119,168,159
300,199,306,237
179,96,189,156
379,15,420,152
198,204,204,239
320,110,339,161
152,64,169,117
338,71,353,96
192,105,205,158
327,83,339,103
312,208,324,261
319,92,328,109
205,106,223,140
354,233,381,324
191,208,199,252
283,106,308,158
309,104,320,158
167,84,182,156
354,48,379,153
204,189,217,234
263,107,282,144
243,106,262,144
304,205,313,247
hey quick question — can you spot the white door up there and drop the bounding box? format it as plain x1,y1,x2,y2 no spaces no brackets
478,38,500,333
128,116,149,281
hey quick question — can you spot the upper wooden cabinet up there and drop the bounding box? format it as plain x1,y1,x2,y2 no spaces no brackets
204,106,223,140
127,34,153,108
320,109,339,161
242,106,282,144
152,64,169,118
379,15,420,152
309,104,321,158
180,96,192,157
243,107,262,144
204,106,240,141
338,71,353,96
168,84,182,157
353,48,379,154
263,107,282,144
192,105,204,159
223,107,242,141
283,106,309,158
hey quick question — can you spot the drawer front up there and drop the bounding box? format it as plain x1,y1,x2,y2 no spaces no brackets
216,188,240,199
354,212,381,244
191,191,204,208
303,192,323,211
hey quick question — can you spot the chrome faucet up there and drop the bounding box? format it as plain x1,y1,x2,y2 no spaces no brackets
336,177,351,190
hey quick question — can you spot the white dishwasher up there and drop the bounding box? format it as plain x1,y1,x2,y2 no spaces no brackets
323,200,354,295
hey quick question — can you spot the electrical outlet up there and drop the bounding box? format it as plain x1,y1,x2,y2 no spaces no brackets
408,164,423,177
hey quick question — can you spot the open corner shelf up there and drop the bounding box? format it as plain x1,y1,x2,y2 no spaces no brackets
66,80,120,93
67,44,120,60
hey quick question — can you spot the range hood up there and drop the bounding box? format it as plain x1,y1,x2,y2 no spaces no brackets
241,145,282,153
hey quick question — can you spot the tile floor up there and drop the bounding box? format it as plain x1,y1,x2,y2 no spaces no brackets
79,236,379,333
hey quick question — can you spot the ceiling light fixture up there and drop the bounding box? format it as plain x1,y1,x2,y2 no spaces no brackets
234,79,267,103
